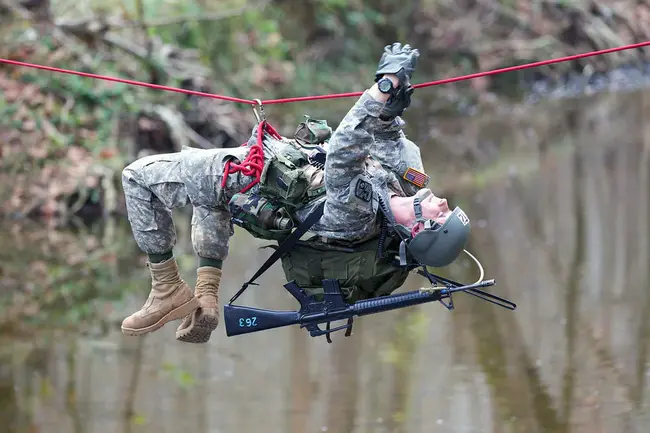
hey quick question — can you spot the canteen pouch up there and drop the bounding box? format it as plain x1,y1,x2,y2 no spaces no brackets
228,192,294,241
294,115,332,148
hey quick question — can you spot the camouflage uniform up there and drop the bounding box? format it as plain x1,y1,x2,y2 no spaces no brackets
122,90,424,262
122,145,252,261
305,91,424,243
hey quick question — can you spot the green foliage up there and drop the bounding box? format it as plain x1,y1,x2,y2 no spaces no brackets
36,0,418,137
3,0,407,190
98,0,391,99
0,30,142,157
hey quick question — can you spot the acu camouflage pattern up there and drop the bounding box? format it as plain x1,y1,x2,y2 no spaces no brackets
293,115,333,148
122,145,254,261
307,90,427,243
370,116,429,197
122,90,428,268
257,138,323,206
228,192,294,241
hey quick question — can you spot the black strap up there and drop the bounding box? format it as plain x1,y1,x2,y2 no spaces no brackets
229,200,326,303
376,192,412,266
413,197,424,222
376,192,397,227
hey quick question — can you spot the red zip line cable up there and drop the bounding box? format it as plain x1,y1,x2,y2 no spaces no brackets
1,40,649,106
2,40,650,190
262,40,650,104
0,59,255,105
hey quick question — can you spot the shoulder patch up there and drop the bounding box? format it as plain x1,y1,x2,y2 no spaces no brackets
403,167,429,188
354,178,372,202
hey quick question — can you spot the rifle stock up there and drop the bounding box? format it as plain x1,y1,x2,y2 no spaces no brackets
223,305,300,336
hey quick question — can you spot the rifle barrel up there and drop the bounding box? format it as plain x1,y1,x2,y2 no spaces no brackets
353,289,444,316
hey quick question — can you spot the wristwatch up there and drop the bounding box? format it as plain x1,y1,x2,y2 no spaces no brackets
377,77,394,94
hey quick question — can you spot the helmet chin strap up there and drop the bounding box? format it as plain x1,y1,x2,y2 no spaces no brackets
413,196,425,223
411,196,425,237
376,192,411,266
412,194,438,233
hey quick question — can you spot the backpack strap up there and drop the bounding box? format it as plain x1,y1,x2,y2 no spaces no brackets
228,200,326,303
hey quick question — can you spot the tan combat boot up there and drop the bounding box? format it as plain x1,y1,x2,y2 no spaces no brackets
175,266,221,343
121,258,200,336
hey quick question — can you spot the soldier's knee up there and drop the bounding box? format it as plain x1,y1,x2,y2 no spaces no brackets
121,164,139,193
122,155,145,181
121,166,131,185
121,152,158,188
123,152,155,175
121,162,154,202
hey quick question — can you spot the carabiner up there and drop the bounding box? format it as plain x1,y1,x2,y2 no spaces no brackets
251,98,266,123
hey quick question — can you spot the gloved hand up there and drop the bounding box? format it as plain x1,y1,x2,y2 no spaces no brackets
375,42,420,85
375,42,419,120
379,85,414,120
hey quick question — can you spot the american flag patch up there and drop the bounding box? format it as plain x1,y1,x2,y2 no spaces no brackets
403,167,429,188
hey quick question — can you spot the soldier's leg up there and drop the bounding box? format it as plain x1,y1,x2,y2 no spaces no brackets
121,147,253,337
120,151,202,336
175,207,233,343
175,145,254,343
122,156,185,259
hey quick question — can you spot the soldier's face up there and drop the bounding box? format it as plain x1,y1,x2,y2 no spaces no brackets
411,190,451,236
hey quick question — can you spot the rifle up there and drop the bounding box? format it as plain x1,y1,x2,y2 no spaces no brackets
223,274,516,342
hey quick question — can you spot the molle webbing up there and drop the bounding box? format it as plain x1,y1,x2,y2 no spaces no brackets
258,137,326,208
280,235,409,302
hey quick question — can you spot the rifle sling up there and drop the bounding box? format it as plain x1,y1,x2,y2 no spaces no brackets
229,200,326,303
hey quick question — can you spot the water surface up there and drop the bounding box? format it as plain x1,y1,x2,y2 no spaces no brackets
2,89,650,433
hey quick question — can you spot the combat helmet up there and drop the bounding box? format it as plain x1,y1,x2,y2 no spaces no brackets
387,189,471,268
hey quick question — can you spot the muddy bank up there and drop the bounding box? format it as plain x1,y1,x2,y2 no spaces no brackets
408,0,650,93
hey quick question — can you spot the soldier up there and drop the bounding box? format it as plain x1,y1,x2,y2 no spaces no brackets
120,43,468,344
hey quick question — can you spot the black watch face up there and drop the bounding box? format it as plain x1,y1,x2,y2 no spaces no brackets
378,79,393,93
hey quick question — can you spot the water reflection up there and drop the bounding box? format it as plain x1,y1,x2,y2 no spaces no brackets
2,89,650,433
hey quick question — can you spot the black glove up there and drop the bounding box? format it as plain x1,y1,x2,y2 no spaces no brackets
380,84,414,120
375,42,420,85
375,43,419,120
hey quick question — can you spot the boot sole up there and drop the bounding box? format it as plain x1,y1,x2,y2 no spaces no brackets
121,297,200,337
176,309,219,344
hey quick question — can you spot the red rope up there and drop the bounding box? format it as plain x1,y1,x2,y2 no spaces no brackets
1,41,649,107
0,58,254,104
221,120,282,193
259,40,650,104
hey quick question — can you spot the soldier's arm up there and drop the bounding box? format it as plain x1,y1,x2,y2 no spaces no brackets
313,75,400,238
365,95,426,197
324,75,399,189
